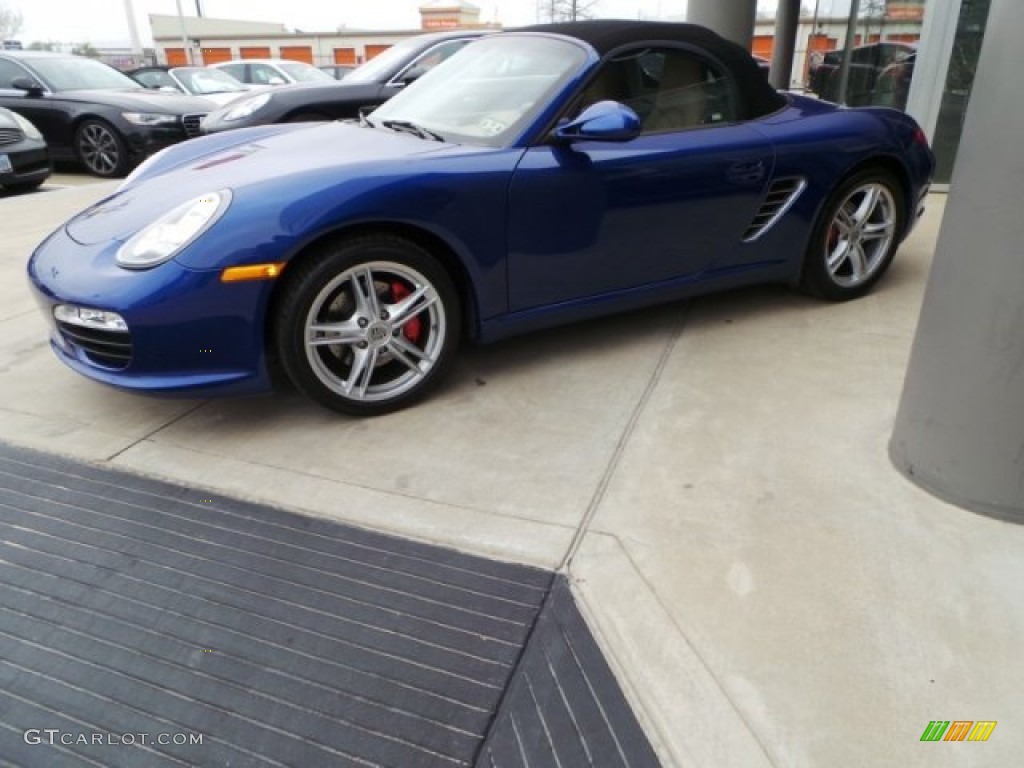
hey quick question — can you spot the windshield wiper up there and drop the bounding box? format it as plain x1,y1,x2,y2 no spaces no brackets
380,119,444,142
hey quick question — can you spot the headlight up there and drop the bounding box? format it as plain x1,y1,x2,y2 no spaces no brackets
220,93,271,122
122,112,180,127
10,111,43,140
116,190,231,269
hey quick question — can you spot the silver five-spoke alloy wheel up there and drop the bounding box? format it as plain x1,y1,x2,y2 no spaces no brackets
303,260,447,404
825,182,896,288
801,169,904,301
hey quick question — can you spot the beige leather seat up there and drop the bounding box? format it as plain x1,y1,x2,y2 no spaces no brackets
578,62,630,111
646,55,708,132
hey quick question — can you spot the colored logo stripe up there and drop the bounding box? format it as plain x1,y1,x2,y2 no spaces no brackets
968,722,997,742
921,721,996,742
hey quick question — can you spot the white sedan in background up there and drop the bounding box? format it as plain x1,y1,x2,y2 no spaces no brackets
210,59,334,87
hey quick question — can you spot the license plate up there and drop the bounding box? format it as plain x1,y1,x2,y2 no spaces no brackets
0,154,11,174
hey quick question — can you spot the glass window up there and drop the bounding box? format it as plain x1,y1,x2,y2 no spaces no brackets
249,63,284,85
397,39,473,82
134,70,178,90
577,48,738,133
24,56,141,91
217,63,247,82
277,61,333,83
0,58,30,89
931,0,992,182
371,35,586,147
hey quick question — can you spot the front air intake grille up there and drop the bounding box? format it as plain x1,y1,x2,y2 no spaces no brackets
743,177,807,242
56,322,132,369
182,114,206,137
0,128,23,146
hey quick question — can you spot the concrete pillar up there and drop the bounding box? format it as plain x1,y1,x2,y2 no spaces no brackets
686,0,757,48
770,0,801,89
836,0,862,105
890,0,1023,522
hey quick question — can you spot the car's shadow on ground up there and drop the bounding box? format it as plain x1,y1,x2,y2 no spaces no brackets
197,282,856,426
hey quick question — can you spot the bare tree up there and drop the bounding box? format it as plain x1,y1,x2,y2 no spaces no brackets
537,0,600,23
73,42,101,58
0,1,24,42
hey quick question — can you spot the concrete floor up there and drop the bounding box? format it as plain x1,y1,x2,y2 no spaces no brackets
2,177,1021,766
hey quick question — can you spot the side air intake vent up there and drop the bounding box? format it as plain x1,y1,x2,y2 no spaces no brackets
743,177,807,242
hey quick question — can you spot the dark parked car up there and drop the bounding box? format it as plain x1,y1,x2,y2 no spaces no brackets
808,42,915,106
28,21,933,416
128,65,252,106
200,29,488,134
0,106,50,192
0,51,213,177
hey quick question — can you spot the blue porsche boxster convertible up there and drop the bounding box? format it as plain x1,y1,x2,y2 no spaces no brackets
28,21,934,415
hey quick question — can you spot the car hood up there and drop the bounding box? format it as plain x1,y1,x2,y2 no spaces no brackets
204,81,384,118
57,88,214,113
65,122,472,246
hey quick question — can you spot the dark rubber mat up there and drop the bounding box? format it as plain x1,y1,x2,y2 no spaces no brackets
0,442,658,767
475,580,660,768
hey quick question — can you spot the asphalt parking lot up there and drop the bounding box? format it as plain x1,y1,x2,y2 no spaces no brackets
3,171,1023,766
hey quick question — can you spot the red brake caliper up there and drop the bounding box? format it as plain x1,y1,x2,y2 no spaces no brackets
390,281,423,344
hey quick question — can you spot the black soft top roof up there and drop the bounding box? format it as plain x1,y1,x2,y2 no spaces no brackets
511,19,786,119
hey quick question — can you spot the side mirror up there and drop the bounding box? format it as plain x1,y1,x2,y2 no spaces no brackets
267,76,286,86
552,100,641,143
158,86,180,93
11,76,44,97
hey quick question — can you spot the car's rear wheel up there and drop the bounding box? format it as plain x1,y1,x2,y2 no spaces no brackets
801,169,905,300
75,119,129,178
274,235,460,416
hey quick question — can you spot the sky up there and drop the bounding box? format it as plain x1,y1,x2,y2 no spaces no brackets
3,0,859,47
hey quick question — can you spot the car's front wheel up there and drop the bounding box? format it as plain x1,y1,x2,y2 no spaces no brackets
274,235,461,416
75,119,129,178
801,169,905,300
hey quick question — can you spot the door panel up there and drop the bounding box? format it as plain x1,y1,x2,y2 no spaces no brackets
507,125,774,311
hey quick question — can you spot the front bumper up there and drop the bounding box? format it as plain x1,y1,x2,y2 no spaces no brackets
27,226,275,397
121,114,206,163
0,143,51,187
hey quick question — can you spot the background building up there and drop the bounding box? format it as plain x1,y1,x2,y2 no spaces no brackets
150,1,495,68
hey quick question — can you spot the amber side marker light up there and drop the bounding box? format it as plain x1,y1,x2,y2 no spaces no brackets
220,263,286,283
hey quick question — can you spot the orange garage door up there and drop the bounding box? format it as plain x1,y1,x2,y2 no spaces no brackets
165,47,188,66
365,44,391,60
333,47,356,65
201,47,231,65
752,35,773,61
240,46,271,59
280,46,313,63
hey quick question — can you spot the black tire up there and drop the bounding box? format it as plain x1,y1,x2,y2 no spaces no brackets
273,234,461,416
800,168,906,301
75,119,130,178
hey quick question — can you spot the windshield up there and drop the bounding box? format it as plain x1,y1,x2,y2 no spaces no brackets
343,36,428,84
278,61,333,83
172,66,247,94
29,56,142,91
370,35,587,148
